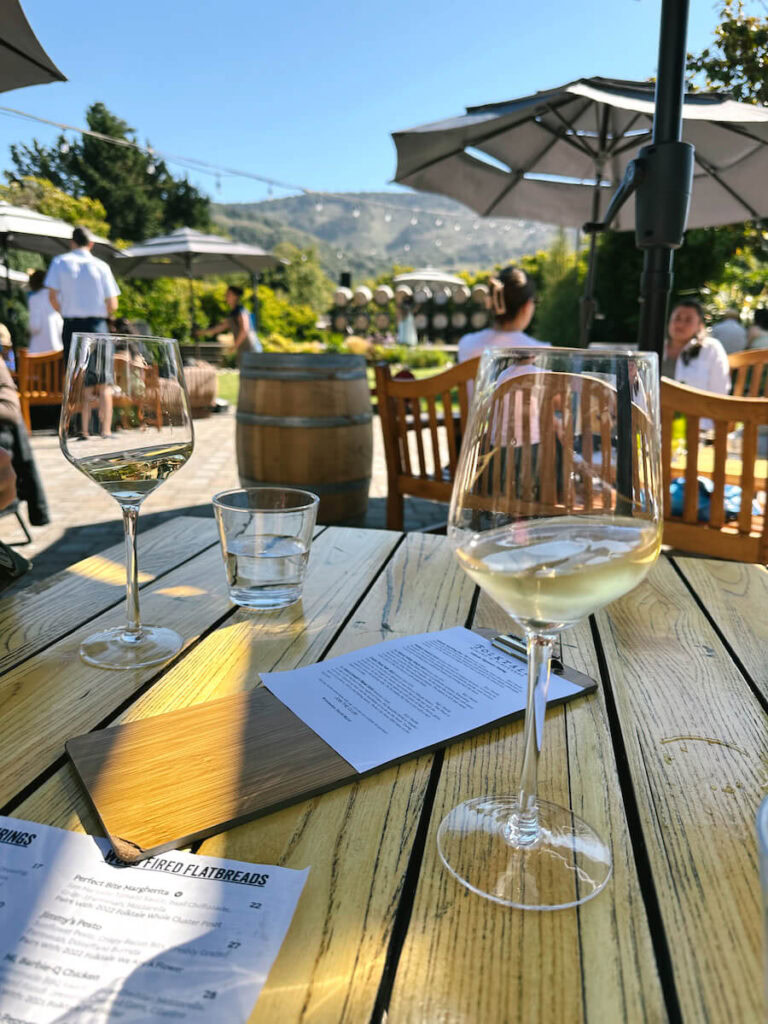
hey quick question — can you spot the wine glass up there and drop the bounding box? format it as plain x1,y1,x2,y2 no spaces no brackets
60,333,194,669
440,348,662,910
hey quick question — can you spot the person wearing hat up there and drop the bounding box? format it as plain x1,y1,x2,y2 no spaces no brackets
45,226,120,437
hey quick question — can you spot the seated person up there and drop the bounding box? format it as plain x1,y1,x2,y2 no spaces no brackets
457,267,548,363
662,300,730,394
0,358,49,524
747,307,768,350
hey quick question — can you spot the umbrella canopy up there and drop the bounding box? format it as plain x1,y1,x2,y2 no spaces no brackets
393,77,768,231
115,228,281,279
0,0,66,93
0,264,29,285
0,202,119,261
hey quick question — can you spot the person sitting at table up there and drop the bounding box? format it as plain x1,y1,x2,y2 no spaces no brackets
457,266,548,363
0,357,48,524
27,270,63,354
662,300,730,395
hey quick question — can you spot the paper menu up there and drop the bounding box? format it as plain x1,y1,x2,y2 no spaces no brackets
0,816,308,1023
262,626,583,773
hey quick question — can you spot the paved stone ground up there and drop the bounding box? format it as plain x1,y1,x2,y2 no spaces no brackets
0,410,447,589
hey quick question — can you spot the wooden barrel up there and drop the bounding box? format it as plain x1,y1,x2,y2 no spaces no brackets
236,353,373,525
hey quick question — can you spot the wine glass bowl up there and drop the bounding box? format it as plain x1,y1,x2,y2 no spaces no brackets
440,348,662,909
60,334,194,669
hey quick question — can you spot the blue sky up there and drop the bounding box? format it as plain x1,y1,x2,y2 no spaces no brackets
0,0,732,206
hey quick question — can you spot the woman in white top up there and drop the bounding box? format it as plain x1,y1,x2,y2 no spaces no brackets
27,270,63,354
662,300,730,394
457,266,549,364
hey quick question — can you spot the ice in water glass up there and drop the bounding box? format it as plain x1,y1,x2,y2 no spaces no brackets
440,347,662,910
212,487,319,609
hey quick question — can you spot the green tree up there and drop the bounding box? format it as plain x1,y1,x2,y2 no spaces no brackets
261,242,334,312
532,232,584,347
9,103,211,241
0,176,110,237
687,0,768,104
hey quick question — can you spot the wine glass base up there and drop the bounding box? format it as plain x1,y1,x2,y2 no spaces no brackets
437,796,612,910
79,626,184,670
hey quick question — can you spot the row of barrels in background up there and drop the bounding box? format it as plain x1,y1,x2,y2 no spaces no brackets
329,282,492,339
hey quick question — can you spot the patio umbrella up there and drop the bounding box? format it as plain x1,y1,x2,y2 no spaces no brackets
115,227,283,331
0,201,120,298
392,76,768,342
0,0,66,93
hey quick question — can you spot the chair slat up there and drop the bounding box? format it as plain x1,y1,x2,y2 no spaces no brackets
395,397,411,476
739,421,758,534
682,416,700,524
426,396,440,480
708,424,728,529
443,390,458,475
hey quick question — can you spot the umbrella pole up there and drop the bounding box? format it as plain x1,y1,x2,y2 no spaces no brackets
579,162,604,347
637,0,691,358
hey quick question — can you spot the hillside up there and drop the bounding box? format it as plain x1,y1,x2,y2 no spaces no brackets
213,191,557,280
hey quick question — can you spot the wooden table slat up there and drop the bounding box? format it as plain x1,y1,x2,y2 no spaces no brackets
196,532,477,1024
594,556,766,1023
0,515,219,675
387,595,667,1024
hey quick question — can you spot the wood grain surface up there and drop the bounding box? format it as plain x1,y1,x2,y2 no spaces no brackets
0,515,218,674
387,595,666,1024
673,555,768,702
196,532,476,1024
10,527,398,836
594,556,766,1023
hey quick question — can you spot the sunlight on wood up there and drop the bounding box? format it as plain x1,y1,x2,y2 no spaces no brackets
67,555,152,586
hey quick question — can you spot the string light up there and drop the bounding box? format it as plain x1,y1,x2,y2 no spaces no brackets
0,102,537,246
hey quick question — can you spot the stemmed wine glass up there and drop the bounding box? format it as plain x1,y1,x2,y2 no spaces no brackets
60,333,194,669
440,348,662,909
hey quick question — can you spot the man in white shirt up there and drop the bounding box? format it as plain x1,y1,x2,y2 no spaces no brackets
45,227,121,437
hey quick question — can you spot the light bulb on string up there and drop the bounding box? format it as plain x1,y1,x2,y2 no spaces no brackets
454,223,461,232
384,213,392,223
215,175,222,192
147,162,156,175
435,218,443,227
336,250,344,260
59,137,70,155
410,216,418,226
435,239,442,247
473,221,481,230
314,200,323,212
404,244,411,252
352,207,361,218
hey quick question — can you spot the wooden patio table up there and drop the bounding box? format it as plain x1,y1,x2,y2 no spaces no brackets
0,516,764,1022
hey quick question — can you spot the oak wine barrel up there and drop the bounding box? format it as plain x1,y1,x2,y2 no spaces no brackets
236,353,373,525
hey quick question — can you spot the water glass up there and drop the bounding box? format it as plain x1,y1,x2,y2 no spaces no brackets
758,797,768,1009
212,487,319,609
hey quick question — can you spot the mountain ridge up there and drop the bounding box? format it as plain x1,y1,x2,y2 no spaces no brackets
213,191,557,280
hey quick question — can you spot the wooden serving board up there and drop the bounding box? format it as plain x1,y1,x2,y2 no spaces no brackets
67,662,596,864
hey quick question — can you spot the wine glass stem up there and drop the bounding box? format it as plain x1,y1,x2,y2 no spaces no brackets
505,631,555,847
122,504,142,641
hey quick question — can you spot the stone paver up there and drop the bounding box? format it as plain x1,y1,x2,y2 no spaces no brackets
0,411,447,589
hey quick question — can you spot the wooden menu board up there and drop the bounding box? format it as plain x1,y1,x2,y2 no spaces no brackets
67,663,596,864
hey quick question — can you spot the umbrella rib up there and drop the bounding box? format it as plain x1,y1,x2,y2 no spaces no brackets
395,94,579,180
542,99,599,159
604,112,646,155
693,151,760,220
0,39,63,80
611,131,653,159
480,128,568,217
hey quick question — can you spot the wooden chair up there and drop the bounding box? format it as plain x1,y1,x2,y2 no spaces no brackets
375,359,479,530
16,350,64,431
661,378,768,562
729,348,768,398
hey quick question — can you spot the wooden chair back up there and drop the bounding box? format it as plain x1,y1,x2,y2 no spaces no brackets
728,348,768,397
661,378,768,562
16,349,65,431
375,359,479,530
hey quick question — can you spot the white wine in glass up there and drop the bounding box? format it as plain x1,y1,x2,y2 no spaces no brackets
60,333,194,669
441,348,662,909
